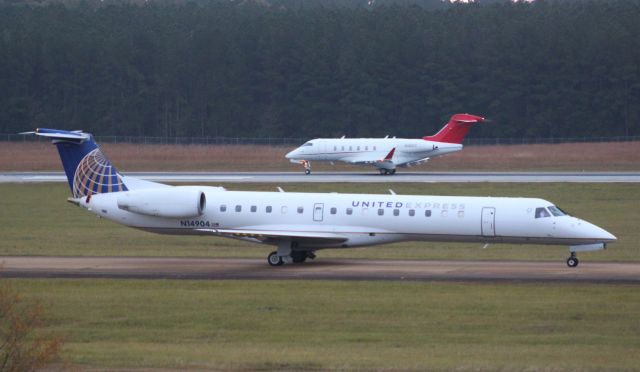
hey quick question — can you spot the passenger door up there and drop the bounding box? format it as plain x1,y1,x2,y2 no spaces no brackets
481,207,496,237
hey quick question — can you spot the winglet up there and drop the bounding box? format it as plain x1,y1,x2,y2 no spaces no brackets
383,147,395,161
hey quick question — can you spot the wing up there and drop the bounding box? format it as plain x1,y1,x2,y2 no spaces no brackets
196,228,348,245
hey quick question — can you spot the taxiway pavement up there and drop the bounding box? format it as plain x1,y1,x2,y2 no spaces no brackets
1,256,638,283
2,171,640,183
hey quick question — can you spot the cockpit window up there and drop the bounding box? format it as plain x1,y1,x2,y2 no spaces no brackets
548,206,567,217
302,142,313,147
535,207,551,219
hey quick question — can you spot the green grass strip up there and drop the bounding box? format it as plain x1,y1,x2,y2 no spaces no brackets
9,279,640,370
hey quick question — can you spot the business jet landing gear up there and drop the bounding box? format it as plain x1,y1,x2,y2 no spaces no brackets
379,169,396,175
566,252,579,268
299,160,311,175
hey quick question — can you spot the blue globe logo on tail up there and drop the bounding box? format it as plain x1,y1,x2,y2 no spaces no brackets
22,128,128,197
72,148,127,198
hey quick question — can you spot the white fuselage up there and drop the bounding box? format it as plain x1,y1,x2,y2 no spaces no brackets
81,187,615,250
285,138,463,169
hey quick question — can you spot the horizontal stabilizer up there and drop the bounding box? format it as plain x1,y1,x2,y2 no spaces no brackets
21,128,90,142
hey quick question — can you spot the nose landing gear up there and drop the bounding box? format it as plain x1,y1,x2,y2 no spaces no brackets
299,160,311,175
566,243,605,268
566,252,579,268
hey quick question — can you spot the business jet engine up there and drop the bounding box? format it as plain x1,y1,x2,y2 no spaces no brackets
116,188,206,218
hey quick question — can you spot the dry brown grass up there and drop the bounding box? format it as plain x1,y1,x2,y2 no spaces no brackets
0,141,638,172
431,142,640,171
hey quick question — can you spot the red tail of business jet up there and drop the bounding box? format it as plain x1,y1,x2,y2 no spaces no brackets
423,113,485,144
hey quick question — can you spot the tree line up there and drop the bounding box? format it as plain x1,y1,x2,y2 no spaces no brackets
1,0,639,139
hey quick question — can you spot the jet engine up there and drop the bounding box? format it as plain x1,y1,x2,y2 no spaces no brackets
116,188,206,218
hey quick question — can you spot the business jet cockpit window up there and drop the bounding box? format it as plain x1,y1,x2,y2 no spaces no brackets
302,142,313,147
535,207,551,218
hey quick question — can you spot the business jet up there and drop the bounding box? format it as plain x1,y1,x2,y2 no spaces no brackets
286,113,485,175
24,128,615,267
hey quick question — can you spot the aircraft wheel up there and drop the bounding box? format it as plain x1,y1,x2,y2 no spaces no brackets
304,169,311,175
291,251,307,263
379,169,386,175
389,169,396,175
566,257,579,268
268,251,284,266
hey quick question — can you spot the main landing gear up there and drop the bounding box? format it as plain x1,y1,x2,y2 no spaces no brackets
268,241,317,266
566,252,579,268
267,251,316,266
379,168,396,175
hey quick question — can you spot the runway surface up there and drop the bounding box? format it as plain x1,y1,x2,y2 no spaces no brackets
1,256,639,283
2,171,640,183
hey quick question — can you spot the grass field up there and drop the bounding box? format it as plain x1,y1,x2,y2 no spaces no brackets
0,182,637,262
8,279,640,370
2,140,640,171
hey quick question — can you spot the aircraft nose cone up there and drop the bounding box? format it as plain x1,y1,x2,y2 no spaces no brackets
599,228,617,243
285,150,295,159
584,221,617,243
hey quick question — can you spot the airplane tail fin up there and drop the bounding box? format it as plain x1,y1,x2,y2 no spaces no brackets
22,128,128,198
423,113,485,144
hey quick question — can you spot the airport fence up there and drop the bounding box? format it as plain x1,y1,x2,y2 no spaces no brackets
1,133,639,146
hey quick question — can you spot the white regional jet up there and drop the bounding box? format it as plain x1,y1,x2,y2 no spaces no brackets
25,128,615,267
286,113,485,175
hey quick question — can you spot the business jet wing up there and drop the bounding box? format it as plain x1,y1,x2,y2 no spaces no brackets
196,228,348,245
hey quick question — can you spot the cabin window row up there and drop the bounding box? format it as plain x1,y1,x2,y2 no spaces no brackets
326,207,437,217
219,205,303,214
334,146,377,152
217,205,460,218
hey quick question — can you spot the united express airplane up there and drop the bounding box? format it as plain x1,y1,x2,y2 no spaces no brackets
286,113,484,175
25,128,616,267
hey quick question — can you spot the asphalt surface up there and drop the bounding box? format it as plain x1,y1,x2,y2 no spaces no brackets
2,171,640,183
1,256,638,283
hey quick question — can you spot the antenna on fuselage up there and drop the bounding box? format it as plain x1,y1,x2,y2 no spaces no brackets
388,189,396,195
277,187,285,193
